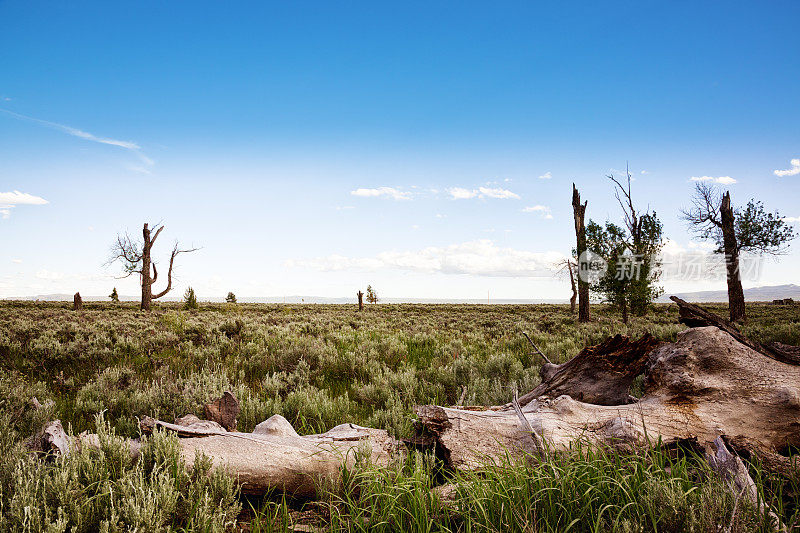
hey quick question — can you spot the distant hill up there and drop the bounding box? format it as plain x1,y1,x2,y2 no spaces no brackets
656,284,800,303
6,284,798,304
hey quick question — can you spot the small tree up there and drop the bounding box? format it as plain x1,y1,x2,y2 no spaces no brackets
109,287,120,302
682,184,796,322
108,223,198,311
183,287,198,310
226,292,237,304
586,222,633,323
366,285,378,304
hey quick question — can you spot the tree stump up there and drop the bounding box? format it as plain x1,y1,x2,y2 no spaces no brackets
73,292,82,311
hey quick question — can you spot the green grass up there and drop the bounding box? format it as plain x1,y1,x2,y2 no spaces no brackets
1,301,798,531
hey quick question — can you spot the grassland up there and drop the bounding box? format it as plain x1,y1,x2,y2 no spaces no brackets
1,301,798,532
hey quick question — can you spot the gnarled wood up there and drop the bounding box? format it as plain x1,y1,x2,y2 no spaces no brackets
415,326,800,470
511,333,659,409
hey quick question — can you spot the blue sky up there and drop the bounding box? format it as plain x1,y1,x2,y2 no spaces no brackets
1,1,799,300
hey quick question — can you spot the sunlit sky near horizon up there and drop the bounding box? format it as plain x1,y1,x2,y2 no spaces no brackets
1,1,799,301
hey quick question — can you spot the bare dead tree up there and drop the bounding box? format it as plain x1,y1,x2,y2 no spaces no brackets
108,223,198,311
572,184,589,322
357,290,364,311
555,258,577,313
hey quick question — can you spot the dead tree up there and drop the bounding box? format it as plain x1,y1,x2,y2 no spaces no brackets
109,223,197,311
73,292,82,311
555,259,577,313
572,184,589,322
357,290,364,311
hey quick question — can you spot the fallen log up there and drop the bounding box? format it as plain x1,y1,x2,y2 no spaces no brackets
415,326,800,471
142,414,399,498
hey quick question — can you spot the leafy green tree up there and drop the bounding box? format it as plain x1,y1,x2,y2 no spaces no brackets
183,287,198,310
109,287,120,302
226,292,237,304
585,169,664,322
366,285,378,304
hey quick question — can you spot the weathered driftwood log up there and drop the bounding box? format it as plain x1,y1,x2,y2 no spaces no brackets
415,326,800,471
671,296,800,365
141,414,398,498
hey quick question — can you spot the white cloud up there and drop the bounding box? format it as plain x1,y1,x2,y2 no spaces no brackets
447,187,477,199
522,205,553,219
782,216,800,223
774,158,800,178
335,206,355,211
11,259,22,264
538,171,552,180
0,190,49,219
435,213,446,218
690,176,737,185
0,191,48,205
350,187,412,200
287,240,565,278
35,269,65,281
447,186,520,200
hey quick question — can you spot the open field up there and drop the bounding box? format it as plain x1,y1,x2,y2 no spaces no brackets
1,301,799,531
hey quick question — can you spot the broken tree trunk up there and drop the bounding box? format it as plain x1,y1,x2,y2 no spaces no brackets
572,184,590,322
415,325,800,471
510,333,660,408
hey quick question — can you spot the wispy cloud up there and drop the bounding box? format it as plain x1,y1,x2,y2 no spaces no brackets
0,108,153,172
0,190,49,220
774,158,800,178
522,205,553,219
690,176,737,185
538,171,552,180
287,240,565,278
350,187,412,200
447,186,520,200
782,216,800,223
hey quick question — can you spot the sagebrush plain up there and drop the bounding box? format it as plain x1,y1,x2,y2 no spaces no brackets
1,301,798,532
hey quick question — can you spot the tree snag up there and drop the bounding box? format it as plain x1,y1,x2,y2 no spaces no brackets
572,184,589,322
73,292,82,311
357,290,364,311
109,223,198,311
